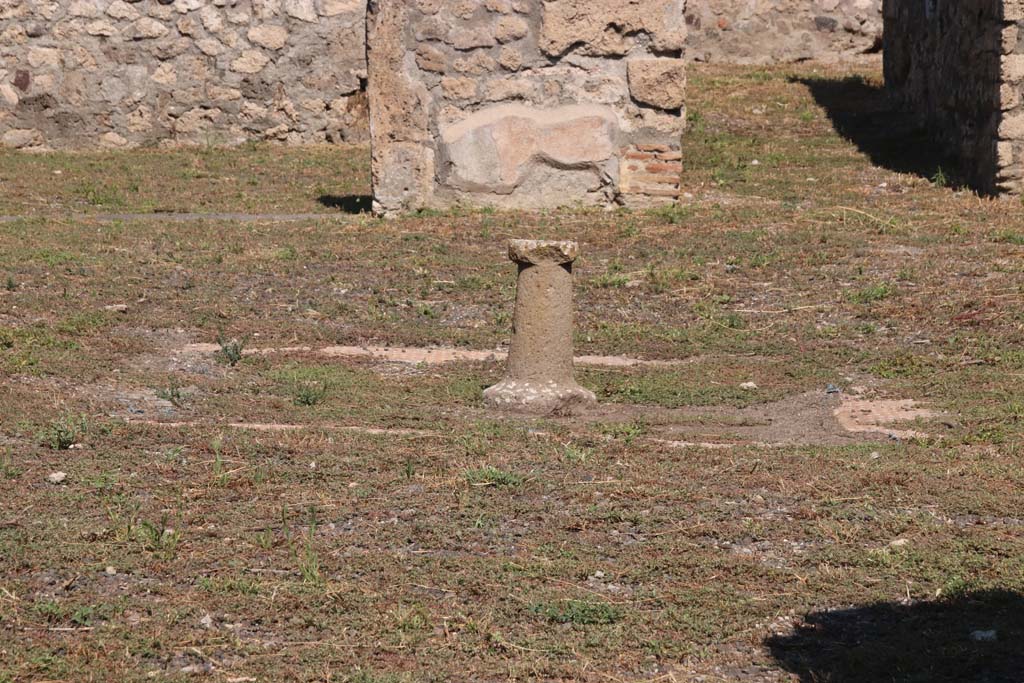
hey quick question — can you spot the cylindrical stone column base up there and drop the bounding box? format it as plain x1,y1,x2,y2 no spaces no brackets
484,239,597,414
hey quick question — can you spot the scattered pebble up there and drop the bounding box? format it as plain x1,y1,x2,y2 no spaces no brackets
750,159,761,166
103,304,129,313
870,451,881,460
47,471,67,484
826,384,841,394
105,566,117,576
971,630,997,642
740,382,759,391
199,613,215,629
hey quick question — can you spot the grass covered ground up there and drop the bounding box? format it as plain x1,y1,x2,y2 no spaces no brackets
1,60,1022,682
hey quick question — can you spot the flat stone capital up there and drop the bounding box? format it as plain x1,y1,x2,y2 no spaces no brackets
508,239,578,266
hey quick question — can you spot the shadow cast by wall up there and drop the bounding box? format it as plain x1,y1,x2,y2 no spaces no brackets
317,194,372,214
767,590,1024,683
795,75,966,189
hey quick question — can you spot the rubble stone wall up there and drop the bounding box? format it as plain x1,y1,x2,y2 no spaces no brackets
0,0,368,150
686,0,883,63
0,1,887,152
367,0,688,215
884,0,1018,194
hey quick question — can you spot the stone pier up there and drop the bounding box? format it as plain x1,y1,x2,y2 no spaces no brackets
885,0,1017,194
366,0,688,216
484,239,596,413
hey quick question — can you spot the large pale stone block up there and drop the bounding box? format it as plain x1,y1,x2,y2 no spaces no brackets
439,104,619,206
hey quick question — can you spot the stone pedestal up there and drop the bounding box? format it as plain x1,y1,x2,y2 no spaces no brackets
484,240,596,413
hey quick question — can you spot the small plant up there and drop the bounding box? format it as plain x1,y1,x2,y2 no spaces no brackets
600,420,646,445
649,203,692,225
562,444,593,464
465,466,523,488
255,530,274,549
198,576,260,595
4,276,15,292
78,182,126,208
994,230,1024,246
931,166,949,188
211,436,229,486
138,515,180,558
156,384,186,407
0,450,21,479
594,262,630,289
42,414,87,450
530,599,623,625
293,381,328,407
296,510,322,586
216,335,245,366
847,283,894,305
104,495,141,542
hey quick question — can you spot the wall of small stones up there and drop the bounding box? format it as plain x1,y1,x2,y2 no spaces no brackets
367,0,688,215
687,0,883,63
884,0,1014,194
0,0,887,152
0,0,368,150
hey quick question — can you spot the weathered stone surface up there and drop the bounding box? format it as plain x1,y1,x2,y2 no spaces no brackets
440,104,619,195
248,24,289,49
0,0,367,149
507,239,578,265
685,0,882,63
484,239,596,414
1,128,43,148
540,0,686,57
367,0,435,215
628,59,687,110
230,49,270,74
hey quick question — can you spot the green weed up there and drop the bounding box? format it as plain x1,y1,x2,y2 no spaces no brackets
41,414,87,450
530,599,623,625
138,515,180,558
216,335,245,366
847,283,894,304
465,466,523,488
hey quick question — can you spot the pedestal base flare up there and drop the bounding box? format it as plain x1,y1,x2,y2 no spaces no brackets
483,379,597,414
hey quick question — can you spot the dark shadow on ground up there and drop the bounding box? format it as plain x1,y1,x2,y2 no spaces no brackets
796,75,966,189
767,590,1024,682
317,194,372,213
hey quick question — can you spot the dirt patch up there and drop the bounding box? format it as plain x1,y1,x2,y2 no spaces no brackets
555,391,937,447
126,419,433,437
834,398,938,440
180,342,691,368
